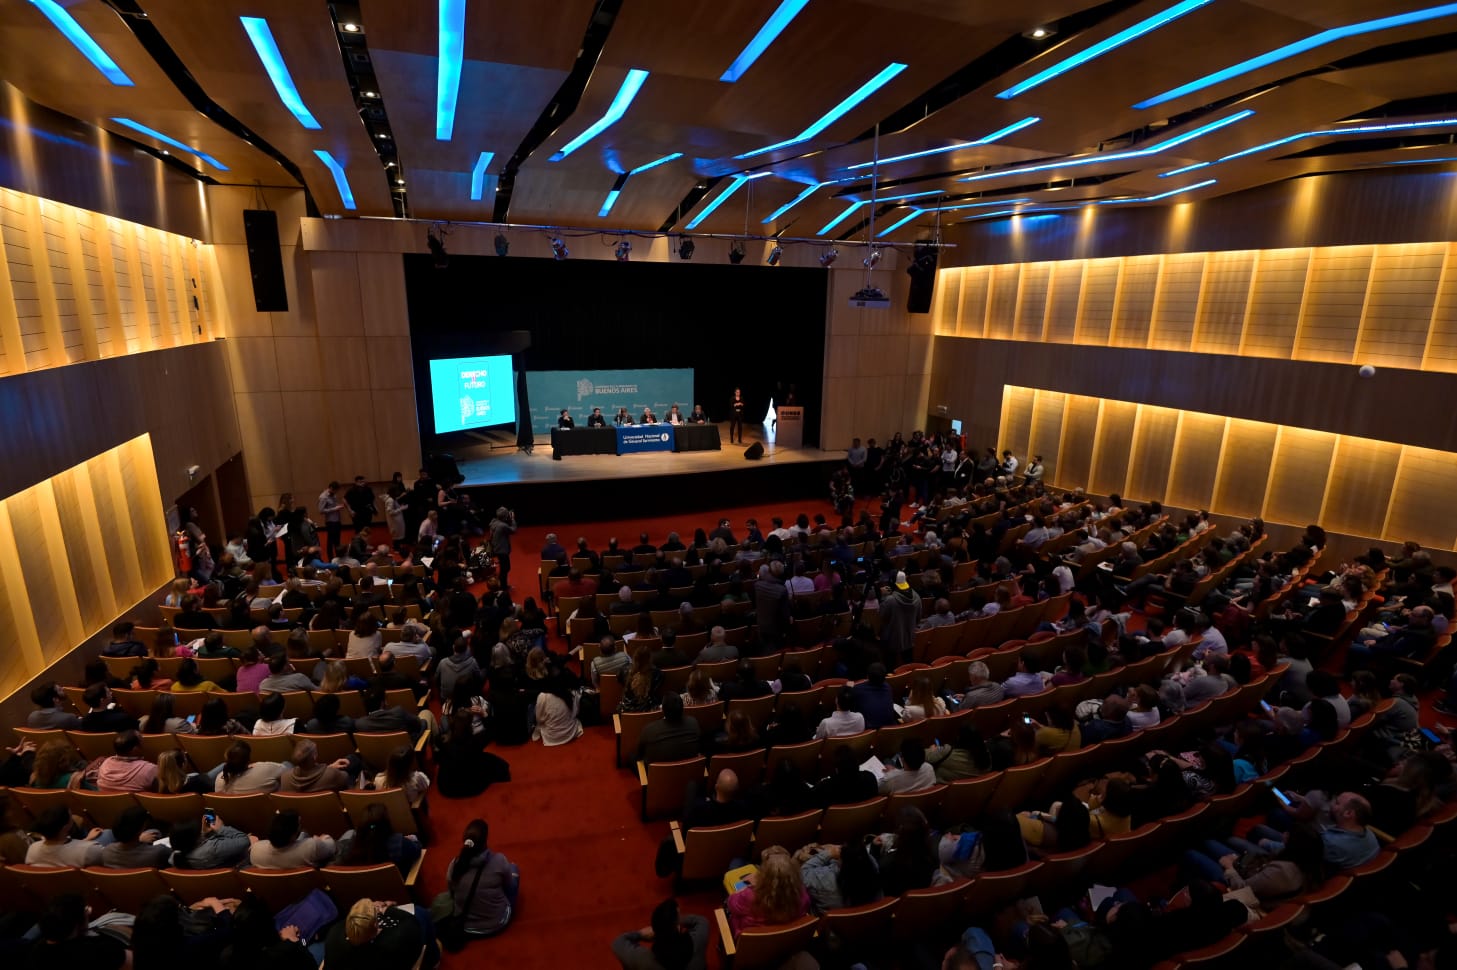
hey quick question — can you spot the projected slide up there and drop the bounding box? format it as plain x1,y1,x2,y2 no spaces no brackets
428,355,517,433
525,368,694,436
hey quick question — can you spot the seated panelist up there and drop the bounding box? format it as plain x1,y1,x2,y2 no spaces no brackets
640,408,659,425
557,409,575,430
667,405,685,426
615,407,633,427
587,407,607,427
688,404,709,424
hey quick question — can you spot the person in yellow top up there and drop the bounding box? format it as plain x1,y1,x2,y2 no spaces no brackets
169,658,220,693
1029,704,1081,756
1017,778,1135,847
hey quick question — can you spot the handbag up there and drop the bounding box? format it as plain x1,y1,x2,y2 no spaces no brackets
274,888,338,941
432,853,487,952
577,689,602,727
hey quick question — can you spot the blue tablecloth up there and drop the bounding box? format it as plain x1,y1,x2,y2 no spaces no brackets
616,426,675,454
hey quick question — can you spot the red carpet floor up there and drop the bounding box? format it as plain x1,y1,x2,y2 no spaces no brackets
421,496,844,969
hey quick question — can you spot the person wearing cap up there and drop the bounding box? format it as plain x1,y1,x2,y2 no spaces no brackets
879,570,922,663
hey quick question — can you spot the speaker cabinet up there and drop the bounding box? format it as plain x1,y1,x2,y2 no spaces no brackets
242,209,288,312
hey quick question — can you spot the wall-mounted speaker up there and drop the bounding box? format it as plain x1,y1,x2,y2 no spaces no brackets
242,209,288,312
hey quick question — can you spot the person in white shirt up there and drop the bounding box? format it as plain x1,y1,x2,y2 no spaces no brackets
941,447,957,474
1024,455,1044,483
1000,450,1019,476
785,562,815,598
767,517,794,542
418,510,439,542
1191,619,1228,660
877,738,937,794
815,686,866,739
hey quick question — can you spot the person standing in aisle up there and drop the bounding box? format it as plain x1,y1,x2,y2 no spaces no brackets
490,507,517,590
729,388,745,444
318,482,345,559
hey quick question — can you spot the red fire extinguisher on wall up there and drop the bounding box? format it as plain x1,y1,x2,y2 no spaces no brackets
175,530,192,575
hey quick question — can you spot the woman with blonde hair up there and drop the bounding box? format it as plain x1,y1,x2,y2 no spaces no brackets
725,845,810,935
325,897,423,970
901,674,947,722
681,667,718,706
155,749,206,794
164,578,191,608
317,660,351,694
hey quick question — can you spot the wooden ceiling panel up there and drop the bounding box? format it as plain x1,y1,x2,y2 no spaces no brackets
359,0,592,69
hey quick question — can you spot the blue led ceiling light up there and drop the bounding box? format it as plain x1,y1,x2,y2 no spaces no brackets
957,108,1252,183
872,189,944,202
550,69,650,161
110,118,227,170
876,208,924,237
436,0,466,140
1096,177,1217,203
998,0,1212,100
470,151,495,200
720,0,811,82
28,0,132,85
845,117,1043,170
630,152,683,174
935,197,1031,211
1212,117,1457,166
598,189,622,218
687,175,751,229
817,200,866,235
313,150,356,210
1135,2,1457,110
736,62,908,160
762,182,824,223
240,17,320,129
1158,160,1211,178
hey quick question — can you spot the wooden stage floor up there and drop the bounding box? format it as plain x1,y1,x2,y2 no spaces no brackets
456,423,838,487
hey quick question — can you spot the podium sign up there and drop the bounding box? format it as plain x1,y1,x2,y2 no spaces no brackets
776,406,804,449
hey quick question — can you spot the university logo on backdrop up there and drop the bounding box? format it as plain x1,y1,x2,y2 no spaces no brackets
576,378,594,401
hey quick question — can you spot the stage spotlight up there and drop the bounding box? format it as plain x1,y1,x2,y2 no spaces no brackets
494,233,509,257
728,242,745,264
863,249,882,269
766,245,783,266
551,237,569,260
678,236,695,260
427,230,448,268
818,248,838,268
614,239,632,261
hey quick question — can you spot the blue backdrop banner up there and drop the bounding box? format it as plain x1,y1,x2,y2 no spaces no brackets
525,368,695,435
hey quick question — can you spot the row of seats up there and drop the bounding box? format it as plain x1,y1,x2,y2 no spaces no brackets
14,727,421,771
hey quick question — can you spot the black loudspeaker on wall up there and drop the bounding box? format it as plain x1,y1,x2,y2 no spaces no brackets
743,441,765,460
242,209,289,312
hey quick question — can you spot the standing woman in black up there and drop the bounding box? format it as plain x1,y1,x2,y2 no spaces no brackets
729,388,745,444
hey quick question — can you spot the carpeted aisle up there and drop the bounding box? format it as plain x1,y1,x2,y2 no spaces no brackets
424,496,844,968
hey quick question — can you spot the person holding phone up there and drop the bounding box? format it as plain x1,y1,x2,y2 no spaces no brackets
1180,823,1325,901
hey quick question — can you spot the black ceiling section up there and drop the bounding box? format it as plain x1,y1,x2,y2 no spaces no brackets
101,0,319,215
1340,92,1457,122
1279,133,1457,158
327,1,406,217
492,0,626,223
658,177,726,234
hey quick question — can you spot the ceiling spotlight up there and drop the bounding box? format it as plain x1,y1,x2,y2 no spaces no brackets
863,249,882,269
615,239,632,261
728,242,745,264
374,132,391,140
427,230,448,269
361,90,379,99
551,237,569,261
395,179,405,185
1023,24,1056,39
767,245,783,266
494,233,509,257
341,22,361,32
678,236,695,260
819,248,838,268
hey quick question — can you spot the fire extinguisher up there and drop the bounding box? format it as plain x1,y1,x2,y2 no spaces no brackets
175,530,192,574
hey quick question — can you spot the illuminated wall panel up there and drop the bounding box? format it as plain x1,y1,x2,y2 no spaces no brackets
0,435,168,702
957,266,991,337
1385,446,1457,549
1149,252,1204,351
1294,246,1372,363
1044,262,1084,343
1241,248,1308,359
1322,436,1401,540
1111,254,1159,348
1264,427,1336,528
1013,263,1052,341
1356,243,1446,370
998,385,1035,460
1166,411,1226,511
1192,250,1254,354
1212,419,1279,519
1077,258,1120,345
1027,389,1066,477
1055,394,1102,488
1424,248,1457,372
1126,404,1178,501
1088,398,1136,498
985,263,1020,339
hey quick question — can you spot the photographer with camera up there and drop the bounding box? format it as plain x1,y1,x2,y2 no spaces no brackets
490,507,518,590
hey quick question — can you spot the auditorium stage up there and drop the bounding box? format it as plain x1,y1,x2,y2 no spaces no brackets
453,424,844,524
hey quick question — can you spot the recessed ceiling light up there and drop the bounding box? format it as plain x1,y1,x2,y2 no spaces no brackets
385,161,396,167
341,22,361,32
395,179,405,185
1031,27,1048,37
361,90,378,98
375,132,390,139
160,149,169,155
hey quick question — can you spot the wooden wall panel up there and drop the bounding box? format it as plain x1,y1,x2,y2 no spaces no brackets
957,266,990,337
1076,258,1120,345
1013,263,1051,341
1424,247,1457,373
1242,248,1308,359
1356,243,1445,370
1088,399,1136,497
985,263,1019,339
932,266,962,336
1192,250,1253,354
1212,419,1278,519
1294,245,1372,363
1044,261,1084,343
49,466,111,634
1262,427,1336,528
0,504,45,700
997,385,1035,459
1149,252,1203,351
1322,436,1401,540
1166,412,1226,511
1110,254,1158,348
1383,446,1457,549
1126,404,1178,501
1052,394,1101,489
1027,389,1066,478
